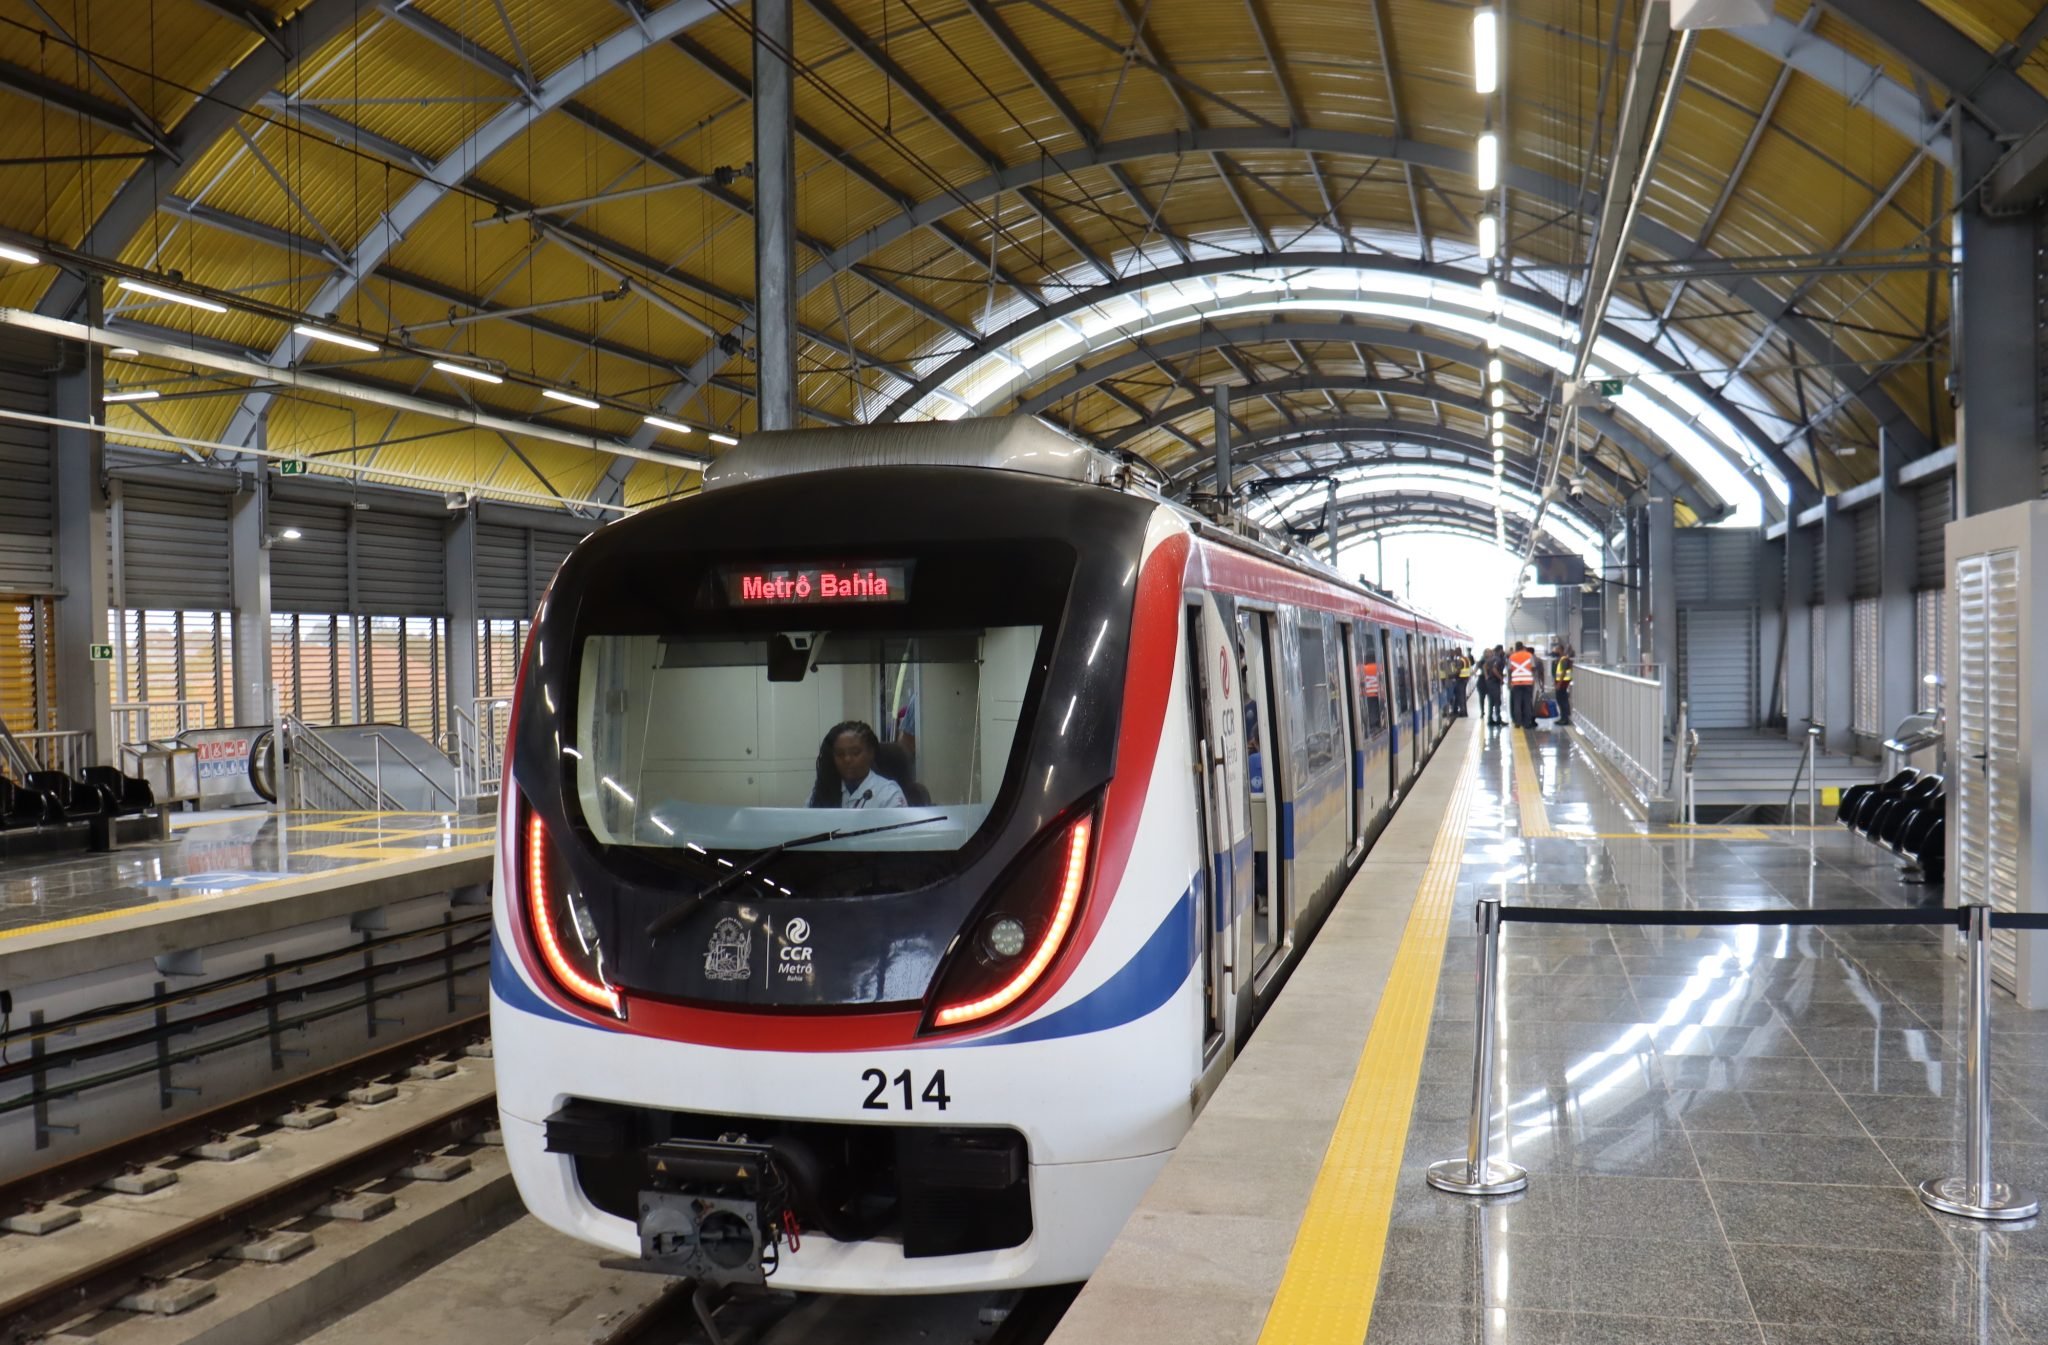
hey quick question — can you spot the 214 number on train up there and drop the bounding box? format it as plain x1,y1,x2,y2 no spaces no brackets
860,1068,951,1111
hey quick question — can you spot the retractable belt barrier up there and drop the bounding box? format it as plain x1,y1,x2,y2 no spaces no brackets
1427,898,2047,1219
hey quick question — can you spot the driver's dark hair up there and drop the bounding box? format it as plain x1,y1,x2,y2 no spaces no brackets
809,720,882,808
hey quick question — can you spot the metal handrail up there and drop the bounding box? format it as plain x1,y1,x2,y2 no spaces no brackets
11,730,92,781
278,714,385,812
110,698,206,746
1569,662,1668,803
363,731,461,810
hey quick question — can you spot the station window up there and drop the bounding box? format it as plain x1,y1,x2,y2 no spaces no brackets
1850,598,1880,738
477,618,531,699
268,612,446,740
0,597,54,737
112,609,233,737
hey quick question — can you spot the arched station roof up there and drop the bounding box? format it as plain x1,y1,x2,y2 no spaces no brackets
0,0,2030,532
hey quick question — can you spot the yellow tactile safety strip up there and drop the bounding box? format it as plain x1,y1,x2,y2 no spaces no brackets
1256,730,1479,1345
0,840,495,942
1510,730,1558,839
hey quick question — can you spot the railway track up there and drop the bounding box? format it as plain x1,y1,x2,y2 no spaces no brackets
0,1020,1076,1345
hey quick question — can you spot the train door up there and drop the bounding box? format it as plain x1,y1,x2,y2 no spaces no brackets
1182,596,1241,1082
1404,632,1423,774
1338,620,1363,860
1236,606,1288,983
1375,626,1398,802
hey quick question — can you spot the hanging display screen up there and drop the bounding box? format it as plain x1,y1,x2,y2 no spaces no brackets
717,561,913,606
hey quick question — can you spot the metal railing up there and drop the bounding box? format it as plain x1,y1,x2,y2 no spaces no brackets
278,714,386,813
1434,896,2043,1222
362,729,461,812
1566,662,1666,802
446,697,511,802
1785,723,1821,823
111,699,206,747
2,730,91,782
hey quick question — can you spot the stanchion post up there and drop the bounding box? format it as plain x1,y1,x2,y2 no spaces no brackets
1919,904,2038,1220
1805,726,1820,823
1427,896,1528,1196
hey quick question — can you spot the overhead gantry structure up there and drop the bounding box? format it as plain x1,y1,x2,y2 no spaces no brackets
0,0,2028,543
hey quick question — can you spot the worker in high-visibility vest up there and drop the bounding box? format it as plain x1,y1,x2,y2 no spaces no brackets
1551,642,1575,726
1453,650,1474,718
1478,645,1506,726
1507,642,1538,728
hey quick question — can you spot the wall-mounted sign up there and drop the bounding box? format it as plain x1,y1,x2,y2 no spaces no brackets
87,643,113,661
277,459,308,476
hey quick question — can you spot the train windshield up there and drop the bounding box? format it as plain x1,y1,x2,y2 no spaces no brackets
567,543,1071,857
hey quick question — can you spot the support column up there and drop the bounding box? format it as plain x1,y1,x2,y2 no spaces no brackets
752,0,796,433
1324,478,1339,565
228,477,272,725
445,510,478,729
1784,522,1814,745
52,338,111,765
1954,112,2041,518
1877,434,1918,737
1821,502,1855,756
1646,492,1677,732
1213,385,1232,514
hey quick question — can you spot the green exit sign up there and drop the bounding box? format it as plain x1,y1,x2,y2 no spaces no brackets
277,459,308,476
88,643,113,661
1594,379,1626,397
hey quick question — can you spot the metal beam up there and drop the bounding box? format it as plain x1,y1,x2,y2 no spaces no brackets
862,250,1776,510
755,0,796,432
375,0,536,96
1820,0,2047,138
663,127,1928,464
1001,321,1714,515
0,57,167,150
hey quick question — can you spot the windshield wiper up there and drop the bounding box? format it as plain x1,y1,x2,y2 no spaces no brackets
645,814,946,938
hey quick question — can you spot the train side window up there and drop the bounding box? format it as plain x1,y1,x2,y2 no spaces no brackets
1359,629,1386,736
1297,618,1336,774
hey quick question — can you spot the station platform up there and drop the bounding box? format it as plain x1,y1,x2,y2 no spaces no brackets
0,810,495,986
1054,719,2040,1345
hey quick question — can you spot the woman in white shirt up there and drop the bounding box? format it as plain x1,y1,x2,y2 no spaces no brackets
806,721,908,810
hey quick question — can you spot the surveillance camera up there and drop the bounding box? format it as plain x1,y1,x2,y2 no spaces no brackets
1567,476,1587,498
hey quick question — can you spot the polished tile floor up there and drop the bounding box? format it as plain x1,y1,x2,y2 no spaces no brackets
1372,725,2048,1345
0,810,493,937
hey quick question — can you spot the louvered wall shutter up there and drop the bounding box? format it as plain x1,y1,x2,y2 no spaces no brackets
1851,598,1881,735
1679,608,1756,727
1805,527,1825,605
121,482,232,609
1952,549,2024,989
354,512,446,615
1851,506,1880,599
1915,478,1951,591
1915,588,1945,712
0,361,55,594
476,522,589,618
269,497,349,613
1675,528,1760,604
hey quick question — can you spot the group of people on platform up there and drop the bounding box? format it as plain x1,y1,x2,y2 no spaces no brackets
1439,641,1575,730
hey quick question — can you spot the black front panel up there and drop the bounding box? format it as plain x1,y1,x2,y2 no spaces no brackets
550,1098,1032,1259
514,467,1157,1009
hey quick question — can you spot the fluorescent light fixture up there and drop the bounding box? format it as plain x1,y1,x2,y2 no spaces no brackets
1477,213,1499,260
109,346,139,357
432,359,503,384
1492,410,1506,429
1473,9,1499,94
542,388,601,410
708,431,739,446
279,527,303,540
1476,133,1499,192
104,389,159,402
1480,278,1500,312
1490,386,1505,408
1487,357,1503,383
0,244,40,266
644,415,694,435
1493,448,1506,463
1492,431,1505,448
118,278,227,313
293,324,379,353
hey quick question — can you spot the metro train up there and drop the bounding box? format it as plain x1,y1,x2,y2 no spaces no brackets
490,417,1466,1294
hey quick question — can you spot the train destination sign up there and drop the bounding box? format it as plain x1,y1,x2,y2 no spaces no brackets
720,561,912,606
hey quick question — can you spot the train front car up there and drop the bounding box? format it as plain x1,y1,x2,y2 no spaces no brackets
491,432,1203,1293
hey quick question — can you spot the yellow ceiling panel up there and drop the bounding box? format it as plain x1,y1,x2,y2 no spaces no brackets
406,0,630,84
282,13,517,165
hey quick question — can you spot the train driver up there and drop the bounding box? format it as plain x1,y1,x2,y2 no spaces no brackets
807,721,909,809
